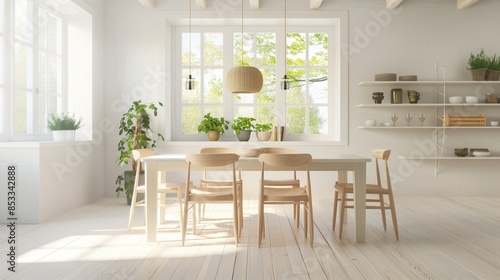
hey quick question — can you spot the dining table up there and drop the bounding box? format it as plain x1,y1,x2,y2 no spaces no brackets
141,153,371,243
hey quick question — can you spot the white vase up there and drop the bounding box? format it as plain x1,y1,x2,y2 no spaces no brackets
52,130,76,141
53,131,67,141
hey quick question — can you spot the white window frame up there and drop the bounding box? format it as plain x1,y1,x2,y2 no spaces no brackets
170,11,348,144
0,0,67,141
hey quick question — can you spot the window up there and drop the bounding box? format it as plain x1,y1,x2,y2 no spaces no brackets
1,0,92,141
172,13,348,143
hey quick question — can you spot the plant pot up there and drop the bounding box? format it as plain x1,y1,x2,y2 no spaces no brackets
236,130,251,141
470,68,487,81
124,170,144,205
256,131,272,141
52,130,77,141
207,131,221,141
486,69,500,81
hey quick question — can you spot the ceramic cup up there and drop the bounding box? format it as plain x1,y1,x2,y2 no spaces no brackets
390,88,403,104
491,121,499,126
407,90,420,104
372,92,384,104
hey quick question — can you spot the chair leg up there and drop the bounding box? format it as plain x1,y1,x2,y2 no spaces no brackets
388,194,399,240
303,202,308,238
182,198,189,246
258,201,264,247
192,204,197,235
308,200,314,246
296,202,301,228
338,190,347,239
177,191,183,229
332,190,339,231
379,194,387,231
233,199,239,245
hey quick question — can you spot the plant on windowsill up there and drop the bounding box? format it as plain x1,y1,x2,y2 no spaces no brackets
47,113,83,141
467,49,489,81
232,116,256,141
197,113,229,141
254,122,273,141
115,99,164,204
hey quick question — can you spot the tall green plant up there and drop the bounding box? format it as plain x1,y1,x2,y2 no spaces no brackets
115,99,164,199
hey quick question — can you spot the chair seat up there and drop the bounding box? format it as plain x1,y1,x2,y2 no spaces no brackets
334,182,390,195
262,179,300,187
263,186,309,202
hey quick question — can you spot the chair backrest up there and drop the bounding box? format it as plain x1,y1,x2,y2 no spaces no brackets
258,153,313,192
261,147,299,154
200,147,241,155
131,149,155,186
185,153,240,190
371,149,392,191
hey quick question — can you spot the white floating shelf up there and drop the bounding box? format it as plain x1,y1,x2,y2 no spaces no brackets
399,156,500,160
358,103,500,108
358,81,500,86
359,126,500,129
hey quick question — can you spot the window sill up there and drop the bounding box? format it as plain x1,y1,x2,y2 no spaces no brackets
0,141,91,148
163,140,347,147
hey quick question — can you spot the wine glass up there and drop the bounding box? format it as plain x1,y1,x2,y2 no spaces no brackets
391,113,398,126
418,113,426,126
405,113,413,126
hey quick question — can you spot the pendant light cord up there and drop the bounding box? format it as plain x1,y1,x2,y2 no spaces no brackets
189,0,192,76
284,0,287,77
240,1,244,65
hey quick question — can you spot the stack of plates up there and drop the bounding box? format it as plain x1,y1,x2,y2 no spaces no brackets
470,148,490,157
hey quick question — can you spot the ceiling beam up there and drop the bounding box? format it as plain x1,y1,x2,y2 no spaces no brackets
249,0,259,10
457,0,479,9
137,0,155,8
195,0,207,10
310,0,323,9
386,0,403,10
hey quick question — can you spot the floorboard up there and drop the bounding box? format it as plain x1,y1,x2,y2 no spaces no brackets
1,197,500,279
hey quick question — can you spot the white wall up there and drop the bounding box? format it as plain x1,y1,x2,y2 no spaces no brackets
103,0,500,199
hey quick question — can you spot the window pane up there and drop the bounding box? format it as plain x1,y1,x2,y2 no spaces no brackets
181,106,200,135
38,51,47,92
38,9,48,50
203,68,223,103
49,95,61,114
309,106,327,134
47,13,60,53
182,68,200,103
233,106,254,118
256,106,275,125
48,55,57,93
309,68,328,104
287,33,305,66
309,33,328,66
0,0,4,33
234,33,254,66
286,69,305,104
36,94,47,134
14,43,34,89
14,90,34,134
234,93,254,104
257,68,275,103
286,106,305,134
15,0,33,43
182,32,201,66
256,33,276,66
203,33,223,66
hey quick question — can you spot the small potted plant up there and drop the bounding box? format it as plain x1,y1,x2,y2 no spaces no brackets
254,122,273,141
487,54,500,81
232,116,255,141
467,49,489,81
115,99,164,204
47,113,83,141
197,113,229,141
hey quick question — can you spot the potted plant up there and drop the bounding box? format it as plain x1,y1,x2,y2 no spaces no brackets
232,116,255,141
115,99,164,204
47,113,83,141
197,113,229,141
254,122,273,141
487,54,500,81
467,49,489,81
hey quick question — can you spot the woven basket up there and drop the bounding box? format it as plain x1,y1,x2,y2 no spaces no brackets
486,69,500,81
443,115,486,127
469,68,487,81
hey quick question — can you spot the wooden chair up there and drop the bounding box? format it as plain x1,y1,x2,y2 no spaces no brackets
182,153,241,246
199,147,244,231
332,149,399,240
128,149,185,231
258,153,314,247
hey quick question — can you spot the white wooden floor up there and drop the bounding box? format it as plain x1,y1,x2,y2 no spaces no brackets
2,196,500,279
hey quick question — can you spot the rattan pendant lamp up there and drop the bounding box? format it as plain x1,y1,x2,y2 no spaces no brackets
281,0,291,91
226,1,263,94
185,0,195,90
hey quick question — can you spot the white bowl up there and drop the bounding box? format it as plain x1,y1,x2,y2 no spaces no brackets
491,121,499,126
384,122,393,127
465,96,478,104
448,96,464,104
365,120,377,126
473,151,490,157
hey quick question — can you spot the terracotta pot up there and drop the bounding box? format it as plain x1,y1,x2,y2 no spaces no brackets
207,131,221,141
